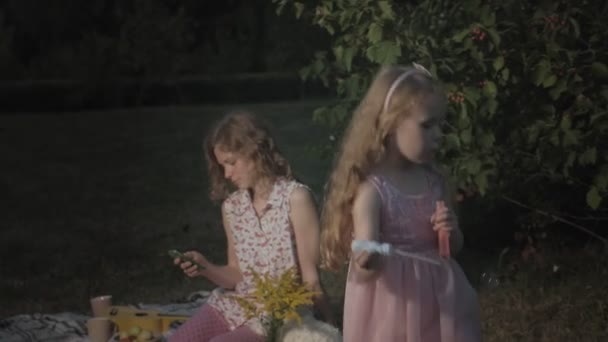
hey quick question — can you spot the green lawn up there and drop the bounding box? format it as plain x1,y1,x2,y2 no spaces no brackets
0,101,335,318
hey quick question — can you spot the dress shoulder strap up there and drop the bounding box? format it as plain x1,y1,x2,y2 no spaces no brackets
367,174,387,204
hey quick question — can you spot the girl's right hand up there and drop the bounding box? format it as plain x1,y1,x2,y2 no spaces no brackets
174,251,207,278
353,250,380,270
352,250,382,282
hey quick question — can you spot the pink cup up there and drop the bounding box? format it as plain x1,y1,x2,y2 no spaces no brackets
87,317,115,342
90,295,112,317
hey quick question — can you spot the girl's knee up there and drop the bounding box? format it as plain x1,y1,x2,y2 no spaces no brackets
208,326,264,342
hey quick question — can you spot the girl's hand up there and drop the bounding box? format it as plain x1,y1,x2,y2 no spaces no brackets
174,251,208,277
431,201,456,258
352,250,383,283
353,250,380,270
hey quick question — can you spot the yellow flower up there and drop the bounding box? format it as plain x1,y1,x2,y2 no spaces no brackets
230,267,319,340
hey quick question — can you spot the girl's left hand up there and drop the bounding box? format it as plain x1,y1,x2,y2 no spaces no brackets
431,201,456,258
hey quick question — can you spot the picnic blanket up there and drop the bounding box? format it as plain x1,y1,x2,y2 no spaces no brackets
1,290,342,342
0,291,209,342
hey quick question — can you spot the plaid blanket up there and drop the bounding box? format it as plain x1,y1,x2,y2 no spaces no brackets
0,290,342,342
0,292,208,342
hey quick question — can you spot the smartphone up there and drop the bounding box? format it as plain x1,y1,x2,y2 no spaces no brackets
168,249,205,270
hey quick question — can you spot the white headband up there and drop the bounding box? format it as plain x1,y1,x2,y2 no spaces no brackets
382,63,432,113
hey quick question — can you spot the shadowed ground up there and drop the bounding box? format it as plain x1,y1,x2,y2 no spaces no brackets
0,100,339,319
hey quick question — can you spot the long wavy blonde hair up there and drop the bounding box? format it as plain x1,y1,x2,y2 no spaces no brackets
204,110,293,202
320,65,445,270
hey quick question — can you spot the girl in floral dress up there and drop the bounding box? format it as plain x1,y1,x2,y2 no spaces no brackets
169,111,333,342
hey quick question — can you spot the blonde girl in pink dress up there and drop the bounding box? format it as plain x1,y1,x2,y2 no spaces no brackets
321,65,482,342
169,111,334,342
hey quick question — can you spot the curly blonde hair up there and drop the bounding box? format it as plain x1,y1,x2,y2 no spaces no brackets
320,65,446,270
204,110,293,202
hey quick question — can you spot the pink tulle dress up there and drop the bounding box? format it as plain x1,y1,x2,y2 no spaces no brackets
342,172,482,342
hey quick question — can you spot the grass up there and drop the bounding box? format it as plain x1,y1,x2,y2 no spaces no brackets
479,245,608,341
1,101,606,341
0,101,333,318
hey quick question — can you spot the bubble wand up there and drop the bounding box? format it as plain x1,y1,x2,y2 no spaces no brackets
351,240,441,266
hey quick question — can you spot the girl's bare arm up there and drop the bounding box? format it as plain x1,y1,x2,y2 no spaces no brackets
351,181,383,281
182,204,243,289
290,187,335,325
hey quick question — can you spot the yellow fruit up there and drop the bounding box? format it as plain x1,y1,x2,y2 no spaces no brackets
137,330,153,341
128,326,142,337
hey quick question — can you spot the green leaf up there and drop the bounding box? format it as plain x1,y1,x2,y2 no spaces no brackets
565,51,576,64
366,41,401,64
470,48,483,62
312,107,328,124
430,63,438,76
595,165,608,190
560,116,571,130
591,62,608,79
355,10,364,24
367,23,383,43
445,133,461,150
343,47,355,72
460,128,472,145
464,37,474,49
333,46,344,62
344,75,360,99
480,5,495,26
549,131,559,146
565,151,576,169
483,81,497,98
562,130,579,147
501,68,510,81
467,158,482,173
543,74,557,88
378,1,394,20
463,87,481,107
540,104,555,115
532,8,545,21
313,58,324,74
601,88,608,101
533,59,551,86
527,124,540,144
549,79,567,100
568,17,580,38
545,42,560,57
578,147,597,166
339,9,352,27
493,56,504,71
480,132,495,149
299,66,311,81
275,0,286,15
336,78,346,97
474,172,489,195
453,28,470,43
320,74,329,87
487,98,498,116
446,84,458,93
458,104,471,127
294,2,305,19
332,105,349,125
591,112,607,125
486,28,500,47
586,186,602,210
